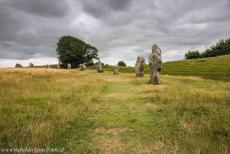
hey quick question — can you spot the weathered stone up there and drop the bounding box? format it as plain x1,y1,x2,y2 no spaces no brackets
57,63,60,69
15,63,23,68
148,43,162,84
135,56,145,77
67,63,71,69
79,64,85,71
113,66,119,75
97,61,103,73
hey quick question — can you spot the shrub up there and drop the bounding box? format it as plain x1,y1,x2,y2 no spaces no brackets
117,61,127,67
185,50,201,59
15,63,23,68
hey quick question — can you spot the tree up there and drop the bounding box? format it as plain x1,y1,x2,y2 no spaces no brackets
184,37,230,59
117,61,127,67
185,50,201,59
202,38,230,57
56,36,99,68
15,63,23,68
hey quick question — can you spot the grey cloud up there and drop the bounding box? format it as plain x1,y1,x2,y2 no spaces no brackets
2,0,69,18
80,0,133,21
107,0,132,10
0,0,75,59
0,5,26,42
0,0,230,66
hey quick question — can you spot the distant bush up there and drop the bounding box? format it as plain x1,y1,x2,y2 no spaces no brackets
15,63,23,68
185,50,201,59
117,61,127,67
185,37,230,59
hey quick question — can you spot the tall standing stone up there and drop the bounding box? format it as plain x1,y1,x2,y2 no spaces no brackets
67,63,71,69
135,56,145,77
97,61,103,73
149,43,162,84
113,65,119,75
57,63,60,69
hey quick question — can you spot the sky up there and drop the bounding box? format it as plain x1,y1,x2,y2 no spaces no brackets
0,0,230,67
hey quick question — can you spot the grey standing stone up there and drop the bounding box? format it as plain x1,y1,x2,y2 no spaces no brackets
97,61,103,73
135,56,145,77
57,63,60,69
67,63,71,69
79,64,85,71
113,65,119,75
148,43,162,84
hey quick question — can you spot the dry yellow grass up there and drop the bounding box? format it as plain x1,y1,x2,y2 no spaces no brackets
0,68,229,153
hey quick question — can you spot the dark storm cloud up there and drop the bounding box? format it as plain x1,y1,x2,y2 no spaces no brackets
81,0,132,18
0,5,25,42
0,0,72,60
0,0,230,67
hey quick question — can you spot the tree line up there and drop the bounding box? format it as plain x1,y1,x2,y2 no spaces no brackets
185,37,230,59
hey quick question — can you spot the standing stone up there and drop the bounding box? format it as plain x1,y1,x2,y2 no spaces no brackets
135,56,145,77
67,63,71,69
97,61,103,73
113,65,119,75
57,63,60,69
79,64,85,71
47,64,50,69
149,43,162,84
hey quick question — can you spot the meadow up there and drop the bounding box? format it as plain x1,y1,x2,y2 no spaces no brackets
160,55,230,81
0,68,229,153
96,55,230,81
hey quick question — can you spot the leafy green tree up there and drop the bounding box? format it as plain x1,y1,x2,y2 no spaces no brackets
185,50,201,59
203,38,230,57
56,36,99,68
185,37,230,59
117,61,127,67
15,63,23,68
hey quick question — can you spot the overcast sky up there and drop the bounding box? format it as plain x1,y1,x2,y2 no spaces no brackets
0,0,229,67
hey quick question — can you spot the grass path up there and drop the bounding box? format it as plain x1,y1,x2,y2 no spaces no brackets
70,70,229,153
0,69,229,153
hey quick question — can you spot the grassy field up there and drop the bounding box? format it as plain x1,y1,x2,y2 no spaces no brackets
94,55,230,81
0,68,229,153
160,55,230,81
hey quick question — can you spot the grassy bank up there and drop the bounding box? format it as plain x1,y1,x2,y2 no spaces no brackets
0,69,229,153
160,55,230,81
91,55,230,81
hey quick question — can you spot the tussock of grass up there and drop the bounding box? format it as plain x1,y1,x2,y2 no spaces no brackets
0,68,229,153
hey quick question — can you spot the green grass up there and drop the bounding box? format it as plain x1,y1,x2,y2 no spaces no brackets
0,68,229,153
91,55,230,81
160,55,230,81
